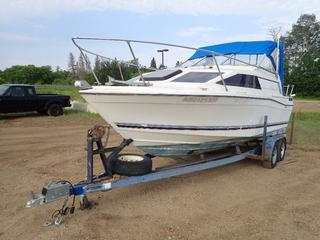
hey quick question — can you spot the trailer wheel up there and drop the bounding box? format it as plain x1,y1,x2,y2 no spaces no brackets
79,195,90,210
262,140,279,169
277,138,286,161
113,154,152,176
47,103,63,116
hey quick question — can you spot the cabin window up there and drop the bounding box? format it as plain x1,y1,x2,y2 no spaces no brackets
172,72,221,83
217,74,261,89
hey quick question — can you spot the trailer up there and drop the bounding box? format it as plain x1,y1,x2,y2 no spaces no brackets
26,116,287,225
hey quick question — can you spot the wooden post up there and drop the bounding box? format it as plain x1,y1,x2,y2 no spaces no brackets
262,115,268,160
289,112,295,144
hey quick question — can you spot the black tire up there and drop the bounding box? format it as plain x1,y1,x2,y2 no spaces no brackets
262,140,279,169
47,103,63,117
277,138,286,161
79,195,91,210
113,154,152,176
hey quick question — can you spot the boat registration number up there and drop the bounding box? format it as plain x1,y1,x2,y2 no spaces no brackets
182,96,218,103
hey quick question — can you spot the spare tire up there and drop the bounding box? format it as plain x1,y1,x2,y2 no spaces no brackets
113,154,152,176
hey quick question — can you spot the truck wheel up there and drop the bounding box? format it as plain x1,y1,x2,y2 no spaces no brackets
262,140,279,169
113,154,152,176
47,103,63,116
277,138,286,161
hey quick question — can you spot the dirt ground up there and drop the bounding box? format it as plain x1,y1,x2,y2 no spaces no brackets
293,100,320,112
0,101,320,240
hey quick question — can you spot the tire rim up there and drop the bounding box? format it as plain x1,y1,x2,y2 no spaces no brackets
119,155,144,162
51,106,59,115
280,142,285,159
272,146,278,164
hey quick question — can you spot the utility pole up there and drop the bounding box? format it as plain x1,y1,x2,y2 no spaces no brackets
157,49,169,69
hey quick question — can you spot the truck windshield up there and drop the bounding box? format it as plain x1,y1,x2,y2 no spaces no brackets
0,85,9,96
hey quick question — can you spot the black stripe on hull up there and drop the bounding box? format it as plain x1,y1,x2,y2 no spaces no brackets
115,121,288,131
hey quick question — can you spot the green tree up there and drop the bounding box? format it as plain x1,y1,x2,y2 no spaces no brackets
68,52,76,79
283,14,320,96
77,54,86,79
94,56,101,73
0,70,6,84
150,57,157,69
0,65,74,85
1,65,54,84
84,54,91,72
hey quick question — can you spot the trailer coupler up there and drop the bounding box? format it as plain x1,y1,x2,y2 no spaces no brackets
26,181,72,208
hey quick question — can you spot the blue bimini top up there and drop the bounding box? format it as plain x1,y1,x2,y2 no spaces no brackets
189,41,284,89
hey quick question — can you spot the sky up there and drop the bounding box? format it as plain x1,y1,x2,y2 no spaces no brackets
0,0,319,70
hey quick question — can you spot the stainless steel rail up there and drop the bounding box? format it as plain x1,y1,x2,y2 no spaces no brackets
72,37,277,89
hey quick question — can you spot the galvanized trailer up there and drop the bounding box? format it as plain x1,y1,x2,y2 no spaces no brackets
26,116,287,225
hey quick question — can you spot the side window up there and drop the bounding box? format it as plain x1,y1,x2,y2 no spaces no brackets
253,77,261,89
225,74,243,87
243,75,254,88
217,74,261,89
11,87,26,97
27,87,35,96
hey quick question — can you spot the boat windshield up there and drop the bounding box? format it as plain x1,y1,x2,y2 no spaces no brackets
0,85,9,96
183,53,276,72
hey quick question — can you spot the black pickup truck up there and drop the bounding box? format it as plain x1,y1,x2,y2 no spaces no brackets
0,84,71,116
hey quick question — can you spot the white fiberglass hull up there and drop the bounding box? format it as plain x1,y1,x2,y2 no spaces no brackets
81,92,293,156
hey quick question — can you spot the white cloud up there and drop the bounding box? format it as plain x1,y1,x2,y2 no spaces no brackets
179,32,275,49
0,0,319,25
0,0,319,69
0,32,42,43
223,32,272,42
177,26,221,37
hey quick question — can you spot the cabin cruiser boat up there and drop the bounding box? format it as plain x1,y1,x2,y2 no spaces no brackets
73,38,294,157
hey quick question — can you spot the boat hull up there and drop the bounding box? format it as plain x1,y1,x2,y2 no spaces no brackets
81,93,293,156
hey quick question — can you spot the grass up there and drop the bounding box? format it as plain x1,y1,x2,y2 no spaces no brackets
294,96,320,101
35,85,84,102
290,112,320,145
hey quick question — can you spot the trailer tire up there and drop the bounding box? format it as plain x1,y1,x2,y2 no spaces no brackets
277,138,286,161
262,140,279,169
47,103,63,116
113,154,152,176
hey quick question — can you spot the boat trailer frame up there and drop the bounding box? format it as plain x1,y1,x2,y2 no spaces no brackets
26,116,286,224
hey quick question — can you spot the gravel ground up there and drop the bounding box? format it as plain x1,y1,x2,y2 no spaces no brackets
0,101,319,240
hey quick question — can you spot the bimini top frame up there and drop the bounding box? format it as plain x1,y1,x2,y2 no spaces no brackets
71,37,280,91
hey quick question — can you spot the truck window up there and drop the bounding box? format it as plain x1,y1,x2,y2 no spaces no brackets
0,85,9,96
26,87,35,96
11,87,26,97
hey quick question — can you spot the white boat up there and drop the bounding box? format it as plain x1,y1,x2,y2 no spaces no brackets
73,38,294,157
